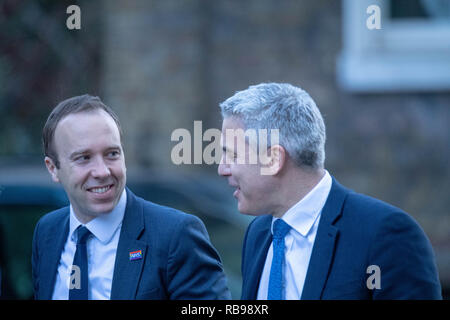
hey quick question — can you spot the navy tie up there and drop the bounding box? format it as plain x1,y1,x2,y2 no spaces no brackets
268,219,291,300
69,226,91,300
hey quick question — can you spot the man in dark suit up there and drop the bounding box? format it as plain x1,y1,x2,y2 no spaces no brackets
32,94,231,300
217,83,442,299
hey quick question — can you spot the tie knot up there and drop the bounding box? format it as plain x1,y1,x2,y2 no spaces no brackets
76,226,91,245
272,219,291,239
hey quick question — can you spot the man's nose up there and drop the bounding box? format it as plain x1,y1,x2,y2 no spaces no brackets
218,160,231,177
91,157,111,178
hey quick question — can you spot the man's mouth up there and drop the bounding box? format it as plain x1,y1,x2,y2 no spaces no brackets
87,184,113,194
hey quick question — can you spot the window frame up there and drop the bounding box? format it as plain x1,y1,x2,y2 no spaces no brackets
337,0,450,92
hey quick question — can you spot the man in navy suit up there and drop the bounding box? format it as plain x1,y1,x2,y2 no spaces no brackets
217,83,441,299
32,94,231,300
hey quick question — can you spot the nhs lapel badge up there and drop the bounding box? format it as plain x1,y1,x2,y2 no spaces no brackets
129,250,142,261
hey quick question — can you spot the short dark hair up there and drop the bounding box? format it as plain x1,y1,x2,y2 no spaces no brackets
43,94,123,168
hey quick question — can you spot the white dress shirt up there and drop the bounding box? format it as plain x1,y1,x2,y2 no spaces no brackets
52,189,127,300
257,170,332,300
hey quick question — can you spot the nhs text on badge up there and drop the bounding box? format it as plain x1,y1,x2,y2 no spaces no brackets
129,250,142,261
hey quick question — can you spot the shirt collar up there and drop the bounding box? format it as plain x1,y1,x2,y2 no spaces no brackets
69,188,127,244
272,170,332,237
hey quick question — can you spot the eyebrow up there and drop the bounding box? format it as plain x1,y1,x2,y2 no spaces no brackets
70,147,92,157
69,150,88,161
69,145,121,159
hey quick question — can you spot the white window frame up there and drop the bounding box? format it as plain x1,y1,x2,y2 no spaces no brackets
337,0,450,92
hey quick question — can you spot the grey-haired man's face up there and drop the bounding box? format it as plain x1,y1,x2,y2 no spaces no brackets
218,117,278,216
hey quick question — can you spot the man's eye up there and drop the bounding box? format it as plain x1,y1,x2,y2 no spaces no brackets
75,155,90,162
108,151,120,158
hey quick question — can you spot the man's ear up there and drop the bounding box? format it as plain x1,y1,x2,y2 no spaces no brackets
45,156,60,183
260,144,286,176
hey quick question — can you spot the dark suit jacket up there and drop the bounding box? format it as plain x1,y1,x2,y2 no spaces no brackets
32,188,231,300
241,178,442,299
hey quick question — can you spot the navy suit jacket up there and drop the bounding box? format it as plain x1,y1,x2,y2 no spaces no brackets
241,178,442,299
32,188,231,300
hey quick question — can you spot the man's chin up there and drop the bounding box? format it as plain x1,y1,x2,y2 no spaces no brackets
90,203,116,215
78,203,116,222
237,203,261,216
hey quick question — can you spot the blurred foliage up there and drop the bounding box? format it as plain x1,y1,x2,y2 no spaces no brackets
0,0,102,158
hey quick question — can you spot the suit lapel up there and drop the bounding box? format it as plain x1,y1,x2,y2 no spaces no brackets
243,218,272,300
40,210,69,300
110,188,147,300
301,178,348,299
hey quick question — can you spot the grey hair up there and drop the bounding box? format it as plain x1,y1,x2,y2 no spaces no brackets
219,83,326,169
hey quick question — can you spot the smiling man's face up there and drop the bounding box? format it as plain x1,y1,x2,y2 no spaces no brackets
45,109,126,223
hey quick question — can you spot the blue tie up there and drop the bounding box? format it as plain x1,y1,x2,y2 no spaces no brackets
69,226,91,300
268,219,291,300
